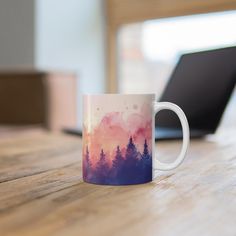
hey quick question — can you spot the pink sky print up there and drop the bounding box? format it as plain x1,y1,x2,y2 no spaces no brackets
83,100,152,167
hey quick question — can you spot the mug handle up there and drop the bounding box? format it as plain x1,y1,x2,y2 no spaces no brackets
154,102,190,171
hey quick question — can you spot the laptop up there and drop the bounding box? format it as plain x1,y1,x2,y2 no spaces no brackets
155,46,236,140
64,46,236,140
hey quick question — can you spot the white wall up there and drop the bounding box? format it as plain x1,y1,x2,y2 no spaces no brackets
36,0,106,127
0,0,35,68
0,0,106,127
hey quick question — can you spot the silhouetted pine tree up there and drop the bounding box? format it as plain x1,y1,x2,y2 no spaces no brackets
140,139,152,181
85,146,91,164
119,137,141,184
111,145,125,183
113,146,124,169
95,149,110,183
83,146,92,180
142,139,149,159
125,137,138,162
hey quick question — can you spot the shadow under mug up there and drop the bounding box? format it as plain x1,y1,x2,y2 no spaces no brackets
83,94,189,185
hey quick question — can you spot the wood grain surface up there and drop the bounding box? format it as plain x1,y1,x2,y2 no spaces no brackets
0,130,235,236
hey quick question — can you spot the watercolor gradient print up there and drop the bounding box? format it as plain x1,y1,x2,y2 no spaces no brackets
83,95,153,185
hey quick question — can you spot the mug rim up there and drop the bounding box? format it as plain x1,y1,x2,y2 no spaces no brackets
83,93,156,97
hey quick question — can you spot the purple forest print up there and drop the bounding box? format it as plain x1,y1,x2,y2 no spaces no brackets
83,95,153,185
83,137,152,185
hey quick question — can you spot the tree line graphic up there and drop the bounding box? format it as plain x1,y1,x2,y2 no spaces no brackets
83,137,152,185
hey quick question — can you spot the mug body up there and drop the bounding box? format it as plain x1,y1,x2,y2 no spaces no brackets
83,94,155,185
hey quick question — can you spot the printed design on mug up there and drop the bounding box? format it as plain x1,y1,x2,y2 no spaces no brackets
83,100,152,185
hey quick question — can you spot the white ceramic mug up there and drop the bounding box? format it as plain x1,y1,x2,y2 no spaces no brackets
83,94,189,185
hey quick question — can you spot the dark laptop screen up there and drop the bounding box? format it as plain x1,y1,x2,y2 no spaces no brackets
156,46,236,132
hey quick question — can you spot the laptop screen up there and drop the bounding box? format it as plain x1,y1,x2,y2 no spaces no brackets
156,46,236,132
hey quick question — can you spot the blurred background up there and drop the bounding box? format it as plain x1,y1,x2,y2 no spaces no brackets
0,0,235,134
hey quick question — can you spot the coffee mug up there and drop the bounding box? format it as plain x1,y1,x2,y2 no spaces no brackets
83,94,189,185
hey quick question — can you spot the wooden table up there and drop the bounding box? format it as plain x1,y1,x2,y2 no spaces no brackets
0,129,235,236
